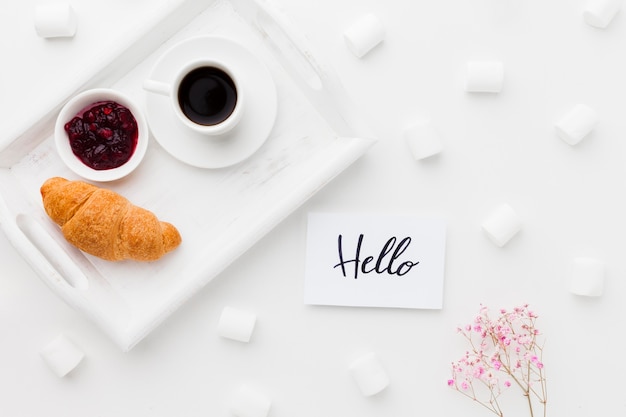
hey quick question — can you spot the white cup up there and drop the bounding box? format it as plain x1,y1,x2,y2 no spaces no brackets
143,60,243,136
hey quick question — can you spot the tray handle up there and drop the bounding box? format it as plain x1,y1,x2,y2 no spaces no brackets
250,0,376,139
255,3,323,91
15,214,89,291
9,211,132,349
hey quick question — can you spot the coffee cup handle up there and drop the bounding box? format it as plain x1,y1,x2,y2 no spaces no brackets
142,79,171,96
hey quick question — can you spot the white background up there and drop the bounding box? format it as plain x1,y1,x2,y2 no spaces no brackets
2,0,626,416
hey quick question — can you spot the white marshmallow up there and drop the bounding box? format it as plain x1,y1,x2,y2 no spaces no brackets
231,385,271,417
34,4,78,38
554,104,598,146
465,61,504,93
344,13,385,58
481,203,522,247
349,352,390,396
40,334,84,377
569,257,605,297
218,306,257,343
583,0,622,28
404,120,444,160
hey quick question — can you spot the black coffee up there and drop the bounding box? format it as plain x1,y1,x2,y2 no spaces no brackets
177,66,237,126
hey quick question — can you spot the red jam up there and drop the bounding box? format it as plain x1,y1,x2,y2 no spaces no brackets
64,101,138,170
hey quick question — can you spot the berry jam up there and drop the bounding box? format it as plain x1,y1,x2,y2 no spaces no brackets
64,101,138,170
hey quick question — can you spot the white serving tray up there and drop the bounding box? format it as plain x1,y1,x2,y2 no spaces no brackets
0,0,375,351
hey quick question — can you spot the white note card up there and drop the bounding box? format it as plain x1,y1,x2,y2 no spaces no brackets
304,213,446,309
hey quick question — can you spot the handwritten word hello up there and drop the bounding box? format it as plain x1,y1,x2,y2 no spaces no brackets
333,234,419,279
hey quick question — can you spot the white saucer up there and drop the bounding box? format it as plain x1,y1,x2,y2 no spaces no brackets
145,36,277,168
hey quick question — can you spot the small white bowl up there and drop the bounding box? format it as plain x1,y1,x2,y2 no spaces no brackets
54,88,149,182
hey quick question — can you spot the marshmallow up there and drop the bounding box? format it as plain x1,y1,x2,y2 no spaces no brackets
481,203,522,247
554,104,598,146
569,257,605,297
465,61,504,93
349,352,390,396
583,0,621,28
34,4,78,38
218,306,257,343
231,385,271,417
344,13,385,58
40,334,84,377
404,120,444,160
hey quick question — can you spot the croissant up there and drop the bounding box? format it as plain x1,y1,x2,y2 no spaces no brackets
40,177,181,261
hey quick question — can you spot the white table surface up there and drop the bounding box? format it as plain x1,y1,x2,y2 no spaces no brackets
2,0,625,416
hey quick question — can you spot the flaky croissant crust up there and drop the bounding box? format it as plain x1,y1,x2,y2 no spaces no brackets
41,177,181,261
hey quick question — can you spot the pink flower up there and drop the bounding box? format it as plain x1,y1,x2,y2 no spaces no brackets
473,366,485,378
449,304,547,417
530,356,544,369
